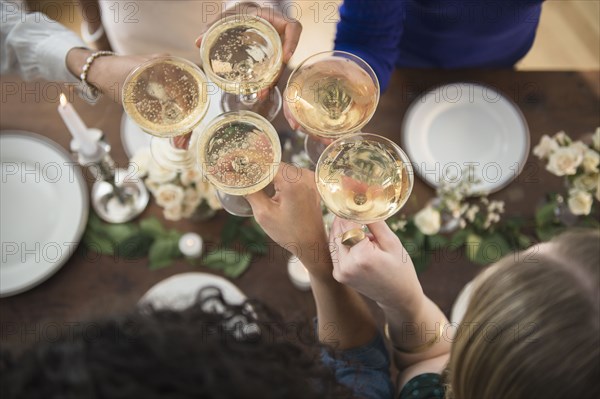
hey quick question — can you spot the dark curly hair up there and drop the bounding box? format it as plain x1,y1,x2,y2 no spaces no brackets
1,287,351,399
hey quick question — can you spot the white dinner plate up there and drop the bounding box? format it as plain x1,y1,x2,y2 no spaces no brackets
121,86,225,158
402,83,530,194
0,132,88,297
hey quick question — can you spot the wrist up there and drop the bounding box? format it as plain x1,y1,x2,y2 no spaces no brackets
378,289,427,321
66,47,93,79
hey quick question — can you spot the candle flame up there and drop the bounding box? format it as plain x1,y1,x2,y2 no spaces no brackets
186,239,194,246
59,93,67,107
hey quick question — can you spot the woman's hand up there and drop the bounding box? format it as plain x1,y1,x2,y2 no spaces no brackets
329,217,425,310
66,48,162,102
245,163,332,280
194,5,302,85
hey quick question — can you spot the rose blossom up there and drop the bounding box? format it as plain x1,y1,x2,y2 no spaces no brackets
582,149,600,174
163,204,183,221
533,135,559,159
154,184,185,208
546,146,583,176
414,206,441,235
573,173,599,192
568,189,593,215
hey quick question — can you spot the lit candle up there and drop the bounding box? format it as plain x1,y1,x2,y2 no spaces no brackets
178,233,203,258
287,256,311,291
58,93,99,157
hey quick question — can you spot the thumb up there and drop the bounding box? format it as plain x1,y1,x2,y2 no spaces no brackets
366,221,400,250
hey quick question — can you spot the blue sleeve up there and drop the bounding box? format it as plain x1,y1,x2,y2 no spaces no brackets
334,0,406,91
321,332,394,399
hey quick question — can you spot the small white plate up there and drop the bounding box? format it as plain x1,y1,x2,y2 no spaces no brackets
138,272,247,310
121,87,225,158
402,83,530,194
0,132,89,297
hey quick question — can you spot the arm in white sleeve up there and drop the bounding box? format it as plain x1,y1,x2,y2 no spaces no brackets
1,0,86,82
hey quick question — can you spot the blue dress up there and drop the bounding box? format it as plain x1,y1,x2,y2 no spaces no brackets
334,0,544,90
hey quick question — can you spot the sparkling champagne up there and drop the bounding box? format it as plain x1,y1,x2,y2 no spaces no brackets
122,57,209,137
316,134,413,224
198,111,281,195
286,55,379,138
200,15,282,96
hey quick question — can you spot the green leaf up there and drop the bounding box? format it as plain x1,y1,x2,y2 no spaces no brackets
411,251,431,274
221,215,243,244
535,201,557,227
427,234,448,250
148,236,181,269
449,229,469,249
117,233,154,259
102,223,138,243
82,230,114,255
473,233,511,265
465,233,482,263
223,252,252,278
139,217,166,238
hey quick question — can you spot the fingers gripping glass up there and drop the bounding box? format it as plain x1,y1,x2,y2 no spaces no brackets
315,134,414,247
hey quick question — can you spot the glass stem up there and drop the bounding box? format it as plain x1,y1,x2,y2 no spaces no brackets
240,92,259,106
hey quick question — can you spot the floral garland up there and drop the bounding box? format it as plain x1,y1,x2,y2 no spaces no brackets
130,148,223,221
385,128,600,271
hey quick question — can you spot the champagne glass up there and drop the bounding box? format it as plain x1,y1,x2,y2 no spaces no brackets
197,111,281,217
122,56,210,171
315,133,414,246
285,51,380,164
200,14,283,121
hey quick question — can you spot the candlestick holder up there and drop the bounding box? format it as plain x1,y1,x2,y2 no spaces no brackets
71,129,149,223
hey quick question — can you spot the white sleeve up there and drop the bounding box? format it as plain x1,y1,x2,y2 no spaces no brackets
1,0,87,82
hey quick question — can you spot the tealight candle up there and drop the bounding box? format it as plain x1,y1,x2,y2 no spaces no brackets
178,233,203,258
58,93,99,158
287,256,311,291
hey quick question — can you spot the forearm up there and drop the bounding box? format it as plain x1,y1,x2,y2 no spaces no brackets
311,276,377,350
381,296,452,369
334,0,406,91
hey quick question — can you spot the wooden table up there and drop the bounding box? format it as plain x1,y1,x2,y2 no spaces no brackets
1,70,599,351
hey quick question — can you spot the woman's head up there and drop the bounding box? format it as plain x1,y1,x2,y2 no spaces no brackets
448,229,600,399
1,288,349,399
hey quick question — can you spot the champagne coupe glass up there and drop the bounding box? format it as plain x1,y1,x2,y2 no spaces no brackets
200,14,283,121
122,56,210,171
285,51,380,165
315,133,414,246
197,111,281,217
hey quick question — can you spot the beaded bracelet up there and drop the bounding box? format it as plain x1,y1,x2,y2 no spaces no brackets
384,319,445,354
80,50,115,100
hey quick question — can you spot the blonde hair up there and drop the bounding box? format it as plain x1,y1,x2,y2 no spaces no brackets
447,229,600,399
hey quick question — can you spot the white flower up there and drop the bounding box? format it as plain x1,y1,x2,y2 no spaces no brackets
459,219,467,229
129,148,152,177
483,212,501,229
414,206,441,235
465,205,480,223
154,184,185,208
148,161,178,184
533,135,559,159
593,128,600,151
569,141,588,158
145,179,161,195
568,189,593,216
390,219,407,232
488,200,505,214
445,199,461,217
183,187,202,208
163,204,183,221
181,203,198,218
582,149,600,174
180,166,203,187
546,146,583,176
553,131,570,146
573,173,599,192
